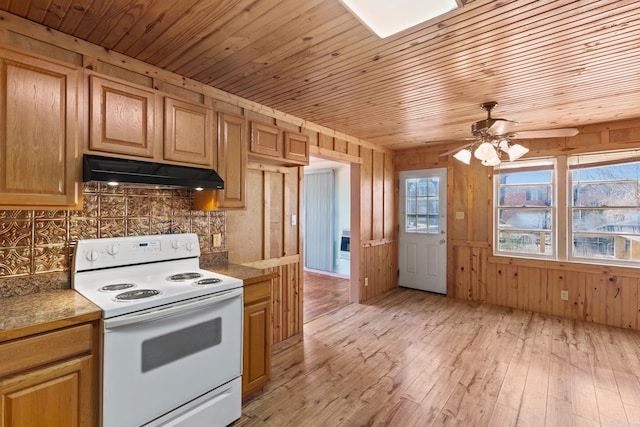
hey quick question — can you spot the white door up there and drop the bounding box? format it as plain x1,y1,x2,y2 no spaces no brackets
398,168,447,294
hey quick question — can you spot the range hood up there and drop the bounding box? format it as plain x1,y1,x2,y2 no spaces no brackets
83,154,224,189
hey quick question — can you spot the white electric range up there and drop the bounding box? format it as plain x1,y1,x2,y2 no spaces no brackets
73,233,243,427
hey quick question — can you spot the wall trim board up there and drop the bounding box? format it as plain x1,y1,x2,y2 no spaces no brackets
309,145,364,164
242,255,300,270
487,255,640,278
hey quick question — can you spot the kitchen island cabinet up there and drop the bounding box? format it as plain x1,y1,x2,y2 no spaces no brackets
0,48,81,209
0,291,101,427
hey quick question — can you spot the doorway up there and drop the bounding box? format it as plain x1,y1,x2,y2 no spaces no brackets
303,157,351,322
398,168,448,294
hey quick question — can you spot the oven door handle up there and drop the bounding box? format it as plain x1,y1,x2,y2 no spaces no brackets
104,288,243,330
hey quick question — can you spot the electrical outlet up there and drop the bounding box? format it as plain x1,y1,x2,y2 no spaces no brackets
364,277,369,287
560,290,569,301
212,233,222,248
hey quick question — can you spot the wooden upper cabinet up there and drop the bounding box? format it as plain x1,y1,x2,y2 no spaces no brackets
218,112,247,209
164,97,214,167
89,75,157,158
250,122,281,158
284,132,309,164
0,50,80,208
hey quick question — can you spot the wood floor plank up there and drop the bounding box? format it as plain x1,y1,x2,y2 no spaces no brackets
237,288,639,426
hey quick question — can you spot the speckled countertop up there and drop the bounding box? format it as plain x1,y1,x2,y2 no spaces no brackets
0,290,101,343
203,263,279,285
0,258,276,344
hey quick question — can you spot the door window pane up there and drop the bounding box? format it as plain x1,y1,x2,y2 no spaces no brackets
406,177,439,234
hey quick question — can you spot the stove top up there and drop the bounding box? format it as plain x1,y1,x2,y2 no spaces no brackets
72,234,242,318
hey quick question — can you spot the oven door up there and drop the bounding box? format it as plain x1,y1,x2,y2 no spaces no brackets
102,288,243,427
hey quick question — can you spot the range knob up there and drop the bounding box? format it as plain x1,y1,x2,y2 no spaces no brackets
86,250,99,262
171,240,181,250
186,241,195,251
107,244,119,256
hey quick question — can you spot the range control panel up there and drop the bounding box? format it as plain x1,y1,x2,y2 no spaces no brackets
73,233,200,271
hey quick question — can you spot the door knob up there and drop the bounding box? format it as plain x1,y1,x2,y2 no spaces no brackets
440,239,446,244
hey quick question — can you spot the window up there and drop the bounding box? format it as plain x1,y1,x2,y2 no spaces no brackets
493,150,640,267
570,152,640,262
405,177,439,234
495,160,555,257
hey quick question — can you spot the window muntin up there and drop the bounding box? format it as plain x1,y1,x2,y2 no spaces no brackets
495,161,555,257
570,156,640,262
405,177,439,233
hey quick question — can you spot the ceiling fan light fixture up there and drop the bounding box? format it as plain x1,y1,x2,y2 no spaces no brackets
507,143,529,161
474,142,497,161
453,148,472,165
482,153,501,167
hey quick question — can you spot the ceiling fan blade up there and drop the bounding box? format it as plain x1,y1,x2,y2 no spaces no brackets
439,142,475,157
488,119,518,135
509,128,579,139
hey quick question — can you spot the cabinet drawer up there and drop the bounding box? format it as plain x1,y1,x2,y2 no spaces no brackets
0,324,93,377
244,280,271,305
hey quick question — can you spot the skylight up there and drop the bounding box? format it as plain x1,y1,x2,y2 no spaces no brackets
339,0,460,38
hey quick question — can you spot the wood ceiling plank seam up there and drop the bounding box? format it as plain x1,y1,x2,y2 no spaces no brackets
213,0,541,93
112,0,201,54
7,0,30,16
25,0,52,23
40,0,73,28
120,0,225,58
56,0,95,34
250,2,640,109
95,0,169,49
69,0,117,41
262,18,635,116
255,2,640,106
172,0,333,78
219,0,582,98
186,10,359,84
295,36,640,117
136,0,264,65
158,0,327,73
207,23,371,93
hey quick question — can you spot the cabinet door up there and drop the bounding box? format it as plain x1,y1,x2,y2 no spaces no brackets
250,122,281,157
89,75,157,158
218,112,247,209
284,132,309,164
0,355,94,427
0,51,80,208
243,299,271,399
164,97,214,167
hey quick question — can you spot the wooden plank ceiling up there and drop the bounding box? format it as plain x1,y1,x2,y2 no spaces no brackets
2,0,639,150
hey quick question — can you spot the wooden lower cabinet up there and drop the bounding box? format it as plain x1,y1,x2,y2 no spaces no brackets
0,323,98,426
243,280,272,400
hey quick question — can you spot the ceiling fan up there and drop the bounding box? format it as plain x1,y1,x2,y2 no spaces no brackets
442,101,579,166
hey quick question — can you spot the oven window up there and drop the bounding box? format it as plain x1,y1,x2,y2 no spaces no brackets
141,318,222,372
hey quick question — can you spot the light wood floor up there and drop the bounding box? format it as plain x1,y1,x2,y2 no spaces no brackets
303,270,350,323
237,287,640,426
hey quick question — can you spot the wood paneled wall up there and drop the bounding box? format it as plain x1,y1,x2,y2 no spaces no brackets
397,119,640,331
0,20,399,343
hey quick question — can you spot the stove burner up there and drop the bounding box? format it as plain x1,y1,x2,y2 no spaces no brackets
114,289,162,301
194,278,222,286
99,283,136,292
167,272,203,282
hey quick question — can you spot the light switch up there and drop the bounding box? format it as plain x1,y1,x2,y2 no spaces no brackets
212,233,222,248
291,214,297,226
455,211,465,220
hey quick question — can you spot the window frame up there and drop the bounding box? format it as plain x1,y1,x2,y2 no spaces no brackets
492,149,640,268
493,158,558,259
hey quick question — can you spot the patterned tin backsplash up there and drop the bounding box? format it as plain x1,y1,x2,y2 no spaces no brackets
0,182,225,278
